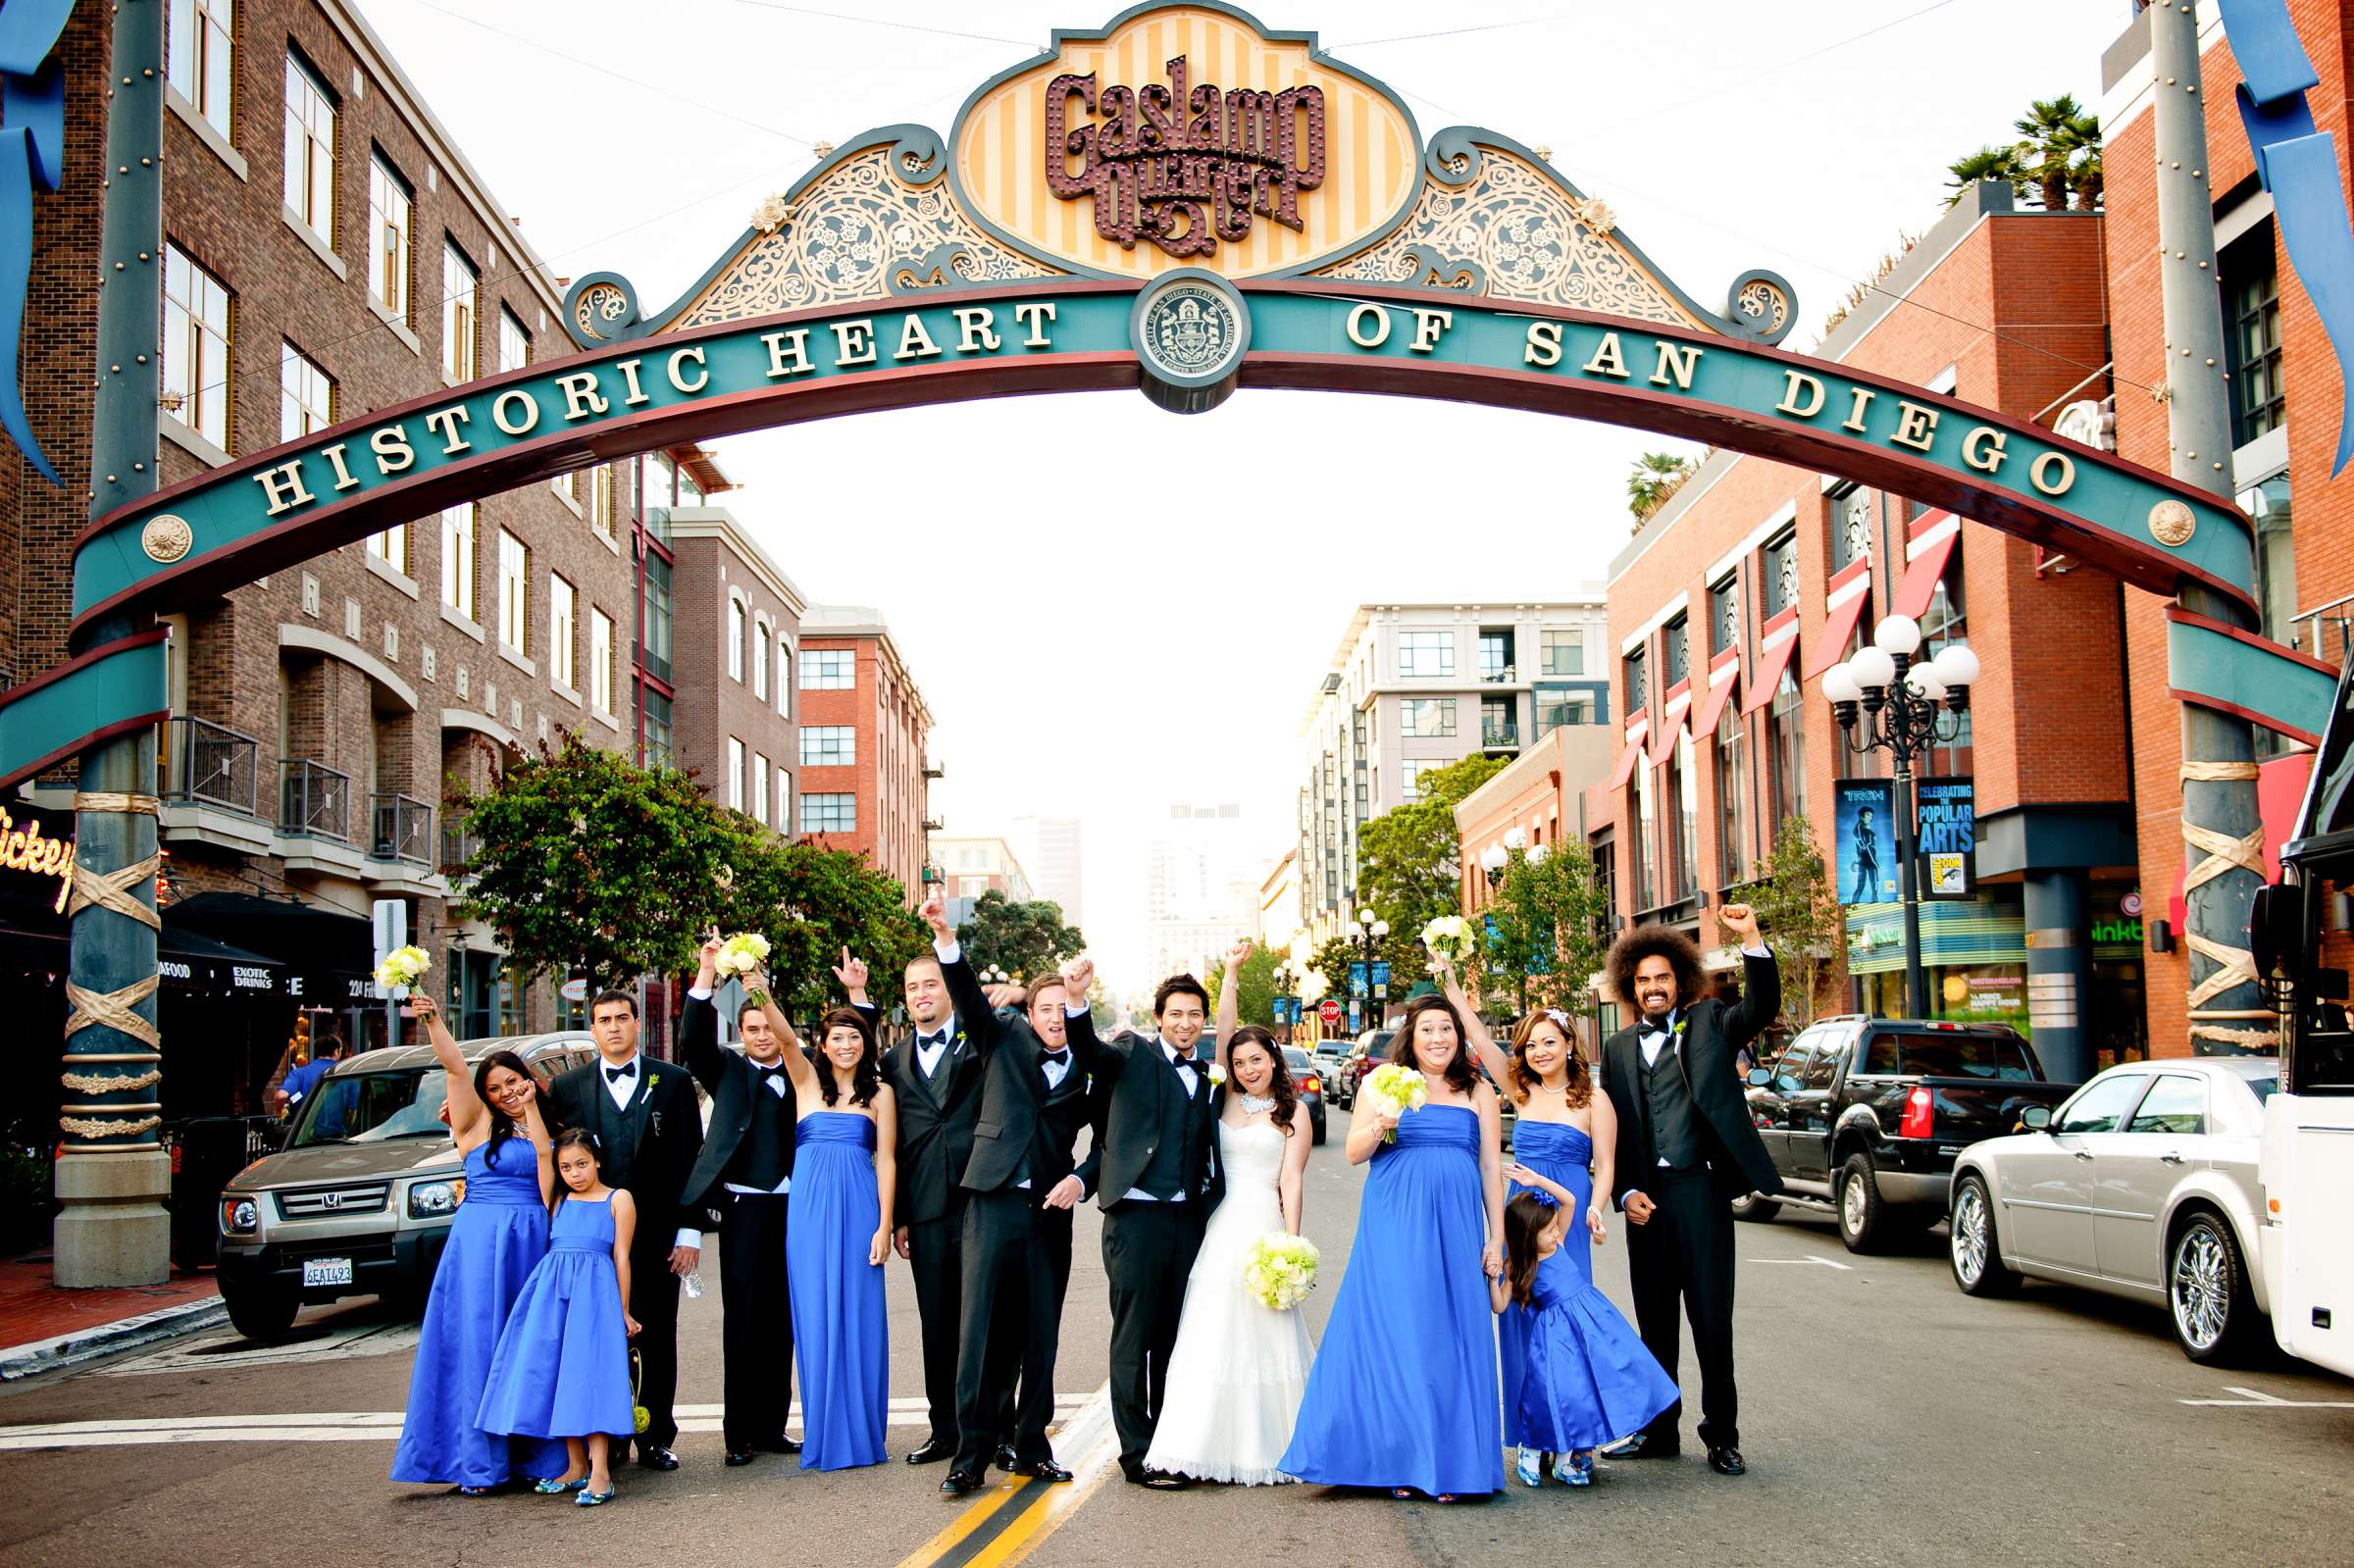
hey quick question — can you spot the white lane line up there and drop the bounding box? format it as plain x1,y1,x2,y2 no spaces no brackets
1747,1255,1856,1271
0,1399,1093,1451
2178,1385,2354,1409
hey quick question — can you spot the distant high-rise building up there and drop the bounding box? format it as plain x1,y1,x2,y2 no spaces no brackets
1011,815,1085,930
1144,802,1261,985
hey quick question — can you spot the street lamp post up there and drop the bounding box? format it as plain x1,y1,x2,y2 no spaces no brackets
1270,959,1293,1042
1356,907,1389,1033
1824,616,1979,1020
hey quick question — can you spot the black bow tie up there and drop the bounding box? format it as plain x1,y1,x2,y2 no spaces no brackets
1640,1027,1672,1045
919,1031,949,1051
1042,1049,1070,1069
605,1062,638,1084
756,1063,783,1079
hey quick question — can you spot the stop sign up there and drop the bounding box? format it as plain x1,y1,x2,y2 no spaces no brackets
1318,998,1344,1029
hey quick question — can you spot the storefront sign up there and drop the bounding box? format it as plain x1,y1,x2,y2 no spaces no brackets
1834,779,1898,905
1916,777,1975,899
0,806,75,913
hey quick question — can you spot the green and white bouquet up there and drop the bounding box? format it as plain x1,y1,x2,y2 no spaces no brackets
1241,1232,1321,1311
1361,1061,1429,1142
1419,913,1478,971
374,944,430,992
714,932,772,987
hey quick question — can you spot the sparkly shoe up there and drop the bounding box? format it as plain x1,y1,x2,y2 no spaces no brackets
1515,1447,1546,1488
576,1486,615,1507
1558,1449,1596,1487
534,1477,589,1494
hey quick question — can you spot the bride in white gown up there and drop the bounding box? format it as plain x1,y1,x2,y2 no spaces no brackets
1144,1016,1318,1485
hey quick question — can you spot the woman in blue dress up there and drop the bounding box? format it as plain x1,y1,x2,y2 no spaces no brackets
1490,1164,1679,1484
389,993,566,1493
1279,993,1506,1500
477,1129,640,1505
748,986,896,1471
1440,963,1624,1486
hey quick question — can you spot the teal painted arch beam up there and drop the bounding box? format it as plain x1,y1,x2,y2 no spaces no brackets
2167,608,2340,747
67,280,2256,648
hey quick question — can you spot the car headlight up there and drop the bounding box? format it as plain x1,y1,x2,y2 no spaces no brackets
221,1196,258,1235
408,1181,460,1219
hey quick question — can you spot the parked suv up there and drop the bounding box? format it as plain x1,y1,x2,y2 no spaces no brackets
1741,1016,2075,1252
215,1031,594,1340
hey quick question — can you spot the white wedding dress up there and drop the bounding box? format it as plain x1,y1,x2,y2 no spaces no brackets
1142,1117,1318,1484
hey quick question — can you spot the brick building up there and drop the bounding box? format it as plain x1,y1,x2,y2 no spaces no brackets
0,0,653,1112
931,835,1035,929
794,606,935,899
664,504,804,834
1587,184,2145,1080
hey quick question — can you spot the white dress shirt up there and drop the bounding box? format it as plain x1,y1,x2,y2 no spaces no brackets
690,984,792,1196
913,936,962,1076
597,1046,702,1248
1120,1038,1202,1204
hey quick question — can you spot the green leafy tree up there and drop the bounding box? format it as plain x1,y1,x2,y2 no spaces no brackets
725,833,928,1021
1355,751,1510,945
954,889,1086,984
1626,450,1696,525
1485,838,1612,1019
1203,943,1284,1031
451,734,746,994
1946,144,2027,205
1747,815,1845,1032
1307,935,1356,1000
2014,94,2100,212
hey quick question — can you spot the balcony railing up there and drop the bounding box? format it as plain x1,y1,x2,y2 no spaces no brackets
1481,723,1519,748
164,716,260,815
280,759,350,842
1480,664,1518,684
371,793,435,865
441,825,480,879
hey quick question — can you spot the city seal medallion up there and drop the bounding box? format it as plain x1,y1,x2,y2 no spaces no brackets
140,514,194,564
2147,498,2197,548
1130,269,1250,415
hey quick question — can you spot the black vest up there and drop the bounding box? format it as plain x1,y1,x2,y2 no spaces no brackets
725,1067,796,1191
1645,1037,1706,1170
1131,1060,1205,1199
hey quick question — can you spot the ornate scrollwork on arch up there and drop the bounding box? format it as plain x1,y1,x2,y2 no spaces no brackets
565,273,644,345
1725,269,1796,343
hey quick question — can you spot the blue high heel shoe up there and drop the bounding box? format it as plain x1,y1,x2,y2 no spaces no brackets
1515,1447,1546,1488
1557,1449,1596,1487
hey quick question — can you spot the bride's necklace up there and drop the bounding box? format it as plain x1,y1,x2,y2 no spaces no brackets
1240,1091,1278,1115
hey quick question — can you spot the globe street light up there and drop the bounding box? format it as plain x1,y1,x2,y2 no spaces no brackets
1824,611,1976,1019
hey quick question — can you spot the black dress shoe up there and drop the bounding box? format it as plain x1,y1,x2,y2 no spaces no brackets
995,1443,1019,1472
905,1436,955,1466
724,1448,757,1468
1602,1432,1679,1459
1007,1458,1072,1483
1707,1445,1746,1476
761,1436,803,1456
942,1468,986,1496
1138,1467,1191,1490
635,1444,681,1472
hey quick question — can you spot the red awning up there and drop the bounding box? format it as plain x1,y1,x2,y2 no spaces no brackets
1605,725,1648,790
1690,656,1740,741
1647,717,1684,766
1741,628,1800,715
1648,681,1691,764
1893,513,1962,621
1804,558,1873,680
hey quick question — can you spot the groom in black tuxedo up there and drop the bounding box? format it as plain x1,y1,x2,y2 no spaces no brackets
548,988,706,1471
677,936,802,1467
1088,969,1227,1488
1598,902,1782,1478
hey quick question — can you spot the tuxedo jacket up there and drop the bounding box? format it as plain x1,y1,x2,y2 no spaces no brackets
868,992,989,1227
676,991,796,1213
1081,1015,1224,1214
1601,948,1784,1204
549,1048,706,1252
942,954,1096,1197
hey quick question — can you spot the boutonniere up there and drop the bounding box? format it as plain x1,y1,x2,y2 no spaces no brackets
1206,1064,1227,1087
1674,1020,1688,1037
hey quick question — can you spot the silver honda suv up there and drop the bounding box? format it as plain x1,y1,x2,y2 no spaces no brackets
215,1031,594,1340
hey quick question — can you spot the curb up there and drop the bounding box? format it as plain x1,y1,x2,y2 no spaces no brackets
0,1293,229,1383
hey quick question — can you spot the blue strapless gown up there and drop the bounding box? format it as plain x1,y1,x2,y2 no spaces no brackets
1512,1134,1680,1452
390,1137,566,1486
476,1194,637,1440
787,1111,888,1470
1501,1120,1597,1448
1279,1104,1504,1496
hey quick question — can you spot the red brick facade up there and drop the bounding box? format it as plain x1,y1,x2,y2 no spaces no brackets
795,614,934,901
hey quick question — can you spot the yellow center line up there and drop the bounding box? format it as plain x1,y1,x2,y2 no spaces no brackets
891,1384,1118,1568
888,1473,1036,1568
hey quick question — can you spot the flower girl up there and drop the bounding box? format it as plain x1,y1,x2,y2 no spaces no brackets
477,1129,641,1505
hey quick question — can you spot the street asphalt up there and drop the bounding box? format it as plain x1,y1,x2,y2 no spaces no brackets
0,1133,2346,1567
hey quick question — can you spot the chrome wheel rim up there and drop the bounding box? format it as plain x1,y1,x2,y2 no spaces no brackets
1842,1172,1867,1233
1952,1186,1989,1284
2173,1225,2229,1350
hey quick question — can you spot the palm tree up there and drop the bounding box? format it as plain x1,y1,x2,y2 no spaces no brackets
1947,145,2027,206
1627,451,1695,526
2014,94,2100,211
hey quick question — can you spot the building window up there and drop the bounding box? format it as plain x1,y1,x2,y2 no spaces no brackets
1540,629,1583,677
163,243,231,450
1624,648,1648,718
778,638,792,716
365,525,407,576
281,53,335,245
727,737,744,811
641,553,673,683
1710,575,1739,660
801,792,856,834
1400,697,1456,737
1401,757,1446,803
442,241,478,380
751,624,769,701
1397,630,1455,678
778,768,792,832
1763,529,1799,618
279,341,331,441
2223,224,2284,447
640,453,677,543
641,683,672,768
1715,700,1748,886
554,467,581,508
168,0,236,140
1829,485,1873,573
589,609,614,713
1535,687,1595,734
2238,472,2296,653
367,155,411,320
801,726,856,767
440,503,476,619
751,752,769,826
550,575,576,690
1591,831,1617,936
496,530,528,653
802,649,854,689
588,464,616,541
1663,615,1689,689
486,310,527,377
1768,664,1807,829
1632,757,1658,912
1478,630,1514,683
1670,731,1699,901
1918,550,1972,777
726,598,745,683
1481,696,1516,749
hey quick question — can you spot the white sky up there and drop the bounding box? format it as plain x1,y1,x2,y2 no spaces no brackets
356,0,2124,992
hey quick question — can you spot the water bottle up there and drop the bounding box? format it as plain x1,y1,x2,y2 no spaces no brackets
683,1266,705,1300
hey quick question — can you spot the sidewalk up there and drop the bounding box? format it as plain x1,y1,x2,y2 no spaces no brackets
0,1251,225,1382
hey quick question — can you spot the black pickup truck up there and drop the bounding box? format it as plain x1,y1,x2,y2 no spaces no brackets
1739,1016,2076,1253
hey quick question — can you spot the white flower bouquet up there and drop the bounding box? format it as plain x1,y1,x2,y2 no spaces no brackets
374,944,430,992
1420,914,1478,970
1361,1061,1429,1142
1241,1232,1321,1312
713,932,772,985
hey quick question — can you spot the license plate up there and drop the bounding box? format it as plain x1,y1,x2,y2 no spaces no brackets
301,1256,354,1289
